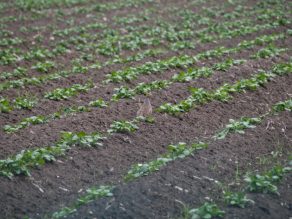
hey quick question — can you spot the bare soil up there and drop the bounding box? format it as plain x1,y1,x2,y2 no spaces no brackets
0,0,292,218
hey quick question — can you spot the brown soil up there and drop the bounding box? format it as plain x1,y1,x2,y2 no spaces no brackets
0,0,292,218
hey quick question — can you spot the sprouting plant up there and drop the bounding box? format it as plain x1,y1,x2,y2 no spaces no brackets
111,86,136,102
12,98,38,109
250,43,288,59
7,80,24,88
271,98,292,113
134,80,172,94
0,72,12,79
80,53,93,61
224,192,254,208
31,61,56,72
190,142,208,151
75,132,106,148
12,66,27,77
146,117,155,123
107,120,139,133
263,166,292,183
271,62,292,76
244,174,279,195
210,87,230,102
213,117,257,140
89,99,109,107
189,203,225,219
44,88,77,101
154,103,182,115
187,88,213,104
0,97,13,113
166,142,193,160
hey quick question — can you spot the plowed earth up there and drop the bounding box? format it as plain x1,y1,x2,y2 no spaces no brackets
1,0,292,218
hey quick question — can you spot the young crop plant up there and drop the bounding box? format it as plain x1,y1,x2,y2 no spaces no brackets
198,34,217,44
187,88,213,104
189,203,225,219
171,71,192,82
124,158,171,182
4,115,49,132
1,52,20,65
146,117,155,123
224,192,254,208
12,66,27,77
244,174,279,195
166,142,193,160
211,87,233,103
250,43,288,59
105,67,138,83
75,132,106,148
0,140,70,180
111,86,136,102
71,84,92,92
154,103,182,115
25,48,53,61
12,98,38,109
263,166,292,183
31,61,56,72
105,55,195,84
52,185,114,219
178,100,197,112
212,59,246,71
271,62,292,76
97,44,121,56
52,45,71,56
190,142,209,151
137,62,165,74
44,88,77,101
134,80,172,94
89,99,109,107
61,106,91,116
0,97,13,113
80,53,93,61
238,40,254,49
0,72,12,79
271,98,292,113
254,33,287,45
0,155,30,179
107,120,139,134
168,41,196,51
58,131,106,148
125,141,198,181
172,67,213,82
212,116,261,141
72,65,88,74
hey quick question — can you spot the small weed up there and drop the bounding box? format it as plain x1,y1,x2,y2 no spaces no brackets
210,163,217,172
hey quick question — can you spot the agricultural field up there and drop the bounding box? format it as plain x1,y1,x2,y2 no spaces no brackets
1,0,292,218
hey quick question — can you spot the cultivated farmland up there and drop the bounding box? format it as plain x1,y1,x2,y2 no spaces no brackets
1,0,292,218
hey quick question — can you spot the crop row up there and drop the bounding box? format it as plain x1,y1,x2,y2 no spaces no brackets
155,59,292,115
4,54,292,152
0,33,287,115
19,0,239,34
0,112,157,179
49,0,279,40
45,95,292,219
0,5,288,74
105,33,288,84
0,130,106,179
49,16,290,57
12,0,167,12
3,105,91,133
3,0,283,64
0,48,162,89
